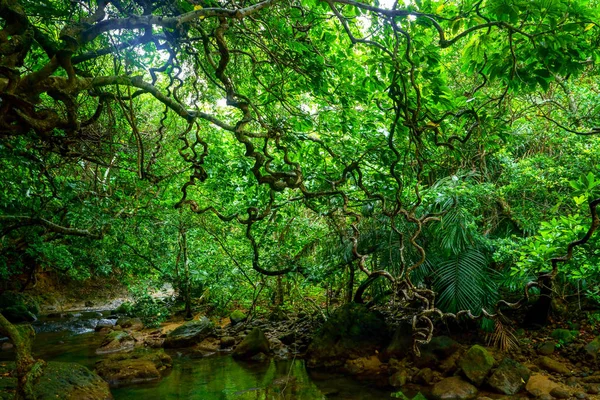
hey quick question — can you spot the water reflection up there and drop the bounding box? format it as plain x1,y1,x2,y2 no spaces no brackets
1,313,394,400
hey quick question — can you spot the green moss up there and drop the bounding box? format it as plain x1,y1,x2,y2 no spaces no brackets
459,345,495,386
230,310,247,324
0,362,111,400
0,292,39,315
550,329,577,344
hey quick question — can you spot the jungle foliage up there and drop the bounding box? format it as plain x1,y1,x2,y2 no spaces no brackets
1,0,600,365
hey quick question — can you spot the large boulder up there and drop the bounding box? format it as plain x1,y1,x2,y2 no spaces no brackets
1,305,37,323
458,345,495,386
487,358,530,395
306,303,388,369
344,355,383,376
96,331,135,354
431,376,478,400
0,361,112,400
232,327,270,361
163,317,214,348
414,336,461,368
116,317,144,331
95,349,172,387
526,374,561,397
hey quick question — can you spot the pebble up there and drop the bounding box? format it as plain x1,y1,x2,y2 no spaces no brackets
567,376,579,386
587,385,599,394
575,393,588,399
1,342,13,351
549,387,570,399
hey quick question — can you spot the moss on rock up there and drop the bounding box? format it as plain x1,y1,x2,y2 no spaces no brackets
0,361,112,400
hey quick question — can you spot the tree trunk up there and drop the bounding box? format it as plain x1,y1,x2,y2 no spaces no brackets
181,228,193,320
346,262,355,304
0,313,45,400
274,275,284,306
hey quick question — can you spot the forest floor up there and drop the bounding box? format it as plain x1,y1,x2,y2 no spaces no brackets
2,277,600,399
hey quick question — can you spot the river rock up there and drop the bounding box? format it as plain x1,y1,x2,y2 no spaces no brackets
220,336,236,348
414,367,434,385
1,342,14,351
526,374,560,397
584,336,600,361
344,355,382,376
538,342,556,356
95,349,172,387
549,387,571,399
458,345,495,386
116,317,144,331
414,336,461,368
192,337,220,357
538,356,571,375
232,327,270,361
96,331,135,354
95,321,115,332
0,361,112,399
230,310,247,326
306,303,388,369
269,337,290,361
487,358,530,395
431,376,478,400
163,317,214,348
389,369,409,387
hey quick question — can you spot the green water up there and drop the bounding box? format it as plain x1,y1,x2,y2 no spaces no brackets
112,356,393,400
0,316,395,399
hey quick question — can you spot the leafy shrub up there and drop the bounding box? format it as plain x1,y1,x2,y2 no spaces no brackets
130,293,170,328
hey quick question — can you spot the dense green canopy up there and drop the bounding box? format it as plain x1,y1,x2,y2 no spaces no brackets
1,0,600,350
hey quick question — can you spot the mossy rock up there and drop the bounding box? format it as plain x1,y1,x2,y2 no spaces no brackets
0,361,112,400
431,376,478,400
0,292,39,322
414,336,461,369
96,331,135,354
458,345,495,386
95,348,172,387
584,336,600,360
164,317,214,348
487,358,530,395
116,317,144,330
2,304,37,323
550,329,577,344
230,310,247,325
232,327,270,361
306,303,388,369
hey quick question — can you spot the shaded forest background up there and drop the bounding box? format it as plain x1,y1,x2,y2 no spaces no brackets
1,0,600,357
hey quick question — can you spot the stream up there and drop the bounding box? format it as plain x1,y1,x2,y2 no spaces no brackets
0,312,395,399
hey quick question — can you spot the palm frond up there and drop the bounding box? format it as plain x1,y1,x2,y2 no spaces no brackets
486,318,519,351
434,248,488,313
